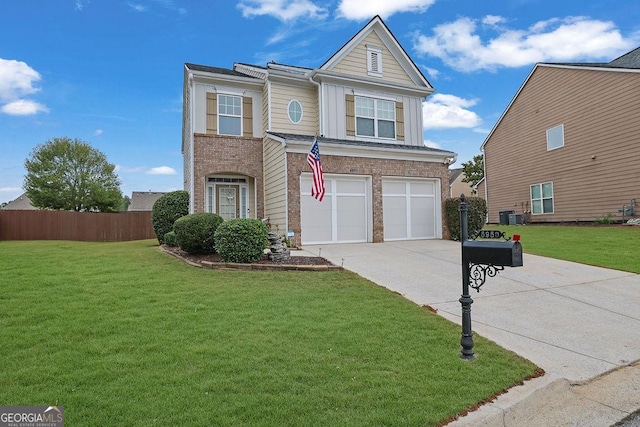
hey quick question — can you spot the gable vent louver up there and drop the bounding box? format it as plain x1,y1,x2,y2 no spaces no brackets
367,45,383,77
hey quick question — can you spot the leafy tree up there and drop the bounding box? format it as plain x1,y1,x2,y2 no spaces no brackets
461,154,484,195
24,137,122,212
120,195,131,211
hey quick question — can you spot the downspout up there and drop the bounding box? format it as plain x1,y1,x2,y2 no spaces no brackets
189,72,195,214
308,72,322,136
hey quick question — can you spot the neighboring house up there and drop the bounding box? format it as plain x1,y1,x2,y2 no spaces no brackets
182,16,457,245
449,168,480,198
128,191,167,211
1,193,36,210
481,47,640,224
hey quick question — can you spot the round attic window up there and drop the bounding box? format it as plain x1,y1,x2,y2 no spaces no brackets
287,100,303,124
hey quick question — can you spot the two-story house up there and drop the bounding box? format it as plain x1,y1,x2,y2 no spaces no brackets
182,16,457,246
481,47,640,224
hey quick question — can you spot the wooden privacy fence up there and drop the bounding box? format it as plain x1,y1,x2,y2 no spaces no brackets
0,210,156,241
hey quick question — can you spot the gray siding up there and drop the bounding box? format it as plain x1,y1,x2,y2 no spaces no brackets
484,66,640,223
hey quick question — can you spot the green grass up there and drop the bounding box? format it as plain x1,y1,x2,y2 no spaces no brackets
486,225,640,273
0,240,537,426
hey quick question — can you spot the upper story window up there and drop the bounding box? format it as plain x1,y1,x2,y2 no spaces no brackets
218,94,242,136
355,96,395,139
531,182,554,214
288,100,303,124
367,45,383,77
546,124,564,151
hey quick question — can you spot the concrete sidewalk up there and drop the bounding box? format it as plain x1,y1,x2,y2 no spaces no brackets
301,240,640,426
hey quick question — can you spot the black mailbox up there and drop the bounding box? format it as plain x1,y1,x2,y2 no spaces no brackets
462,239,523,267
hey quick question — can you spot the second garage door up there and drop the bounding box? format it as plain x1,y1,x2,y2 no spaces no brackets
300,174,370,245
383,178,439,240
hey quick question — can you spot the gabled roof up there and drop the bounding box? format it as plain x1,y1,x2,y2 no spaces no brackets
128,191,167,211
185,63,256,78
481,46,640,150
449,168,464,185
2,193,36,210
320,15,433,90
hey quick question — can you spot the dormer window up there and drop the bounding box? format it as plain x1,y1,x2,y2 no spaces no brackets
367,45,383,77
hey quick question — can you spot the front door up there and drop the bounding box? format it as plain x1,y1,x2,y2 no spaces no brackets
217,185,240,220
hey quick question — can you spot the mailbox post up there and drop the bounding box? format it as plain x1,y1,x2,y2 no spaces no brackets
458,194,523,359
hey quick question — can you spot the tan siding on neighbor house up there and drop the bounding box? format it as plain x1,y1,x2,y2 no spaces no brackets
263,137,288,233
484,66,640,223
331,31,413,85
270,82,318,135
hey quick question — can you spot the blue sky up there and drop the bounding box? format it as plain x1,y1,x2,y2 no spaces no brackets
1,0,639,204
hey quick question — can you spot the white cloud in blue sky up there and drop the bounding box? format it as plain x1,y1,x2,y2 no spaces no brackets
337,0,436,20
238,0,328,22
422,94,481,130
147,166,177,175
414,15,637,72
0,58,48,116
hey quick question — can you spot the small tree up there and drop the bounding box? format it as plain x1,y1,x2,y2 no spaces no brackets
152,190,189,244
461,154,484,195
24,137,122,212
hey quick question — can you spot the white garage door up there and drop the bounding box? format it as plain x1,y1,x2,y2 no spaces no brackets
300,175,369,245
383,178,439,240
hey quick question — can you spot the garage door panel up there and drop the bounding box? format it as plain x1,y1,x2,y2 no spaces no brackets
336,195,367,241
301,175,369,245
410,197,435,238
301,194,333,243
383,195,407,240
383,178,439,241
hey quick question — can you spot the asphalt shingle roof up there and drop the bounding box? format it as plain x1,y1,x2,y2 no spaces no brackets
185,63,257,78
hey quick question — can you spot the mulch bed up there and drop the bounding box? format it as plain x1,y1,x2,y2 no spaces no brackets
161,245,336,269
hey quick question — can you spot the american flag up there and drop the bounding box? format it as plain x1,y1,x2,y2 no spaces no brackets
306,137,325,202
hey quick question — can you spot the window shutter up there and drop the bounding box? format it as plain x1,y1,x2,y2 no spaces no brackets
396,102,404,141
345,94,355,136
206,92,217,134
243,96,253,137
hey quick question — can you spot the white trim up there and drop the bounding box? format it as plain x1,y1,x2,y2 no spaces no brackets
366,45,383,77
355,95,396,140
546,124,565,151
189,72,195,213
530,181,554,215
382,177,441,240
267,80,272,131
217,93,243,136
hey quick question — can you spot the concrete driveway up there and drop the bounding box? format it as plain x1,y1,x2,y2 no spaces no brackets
301,239,640,383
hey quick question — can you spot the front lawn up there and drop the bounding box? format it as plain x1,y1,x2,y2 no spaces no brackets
0,240,537,426
486,225,640,273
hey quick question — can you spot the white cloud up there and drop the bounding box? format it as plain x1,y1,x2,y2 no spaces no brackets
0,58,48,115
423,139,442,149
0,187,22,193
1,99,48,116
93,129,103,136
75,0,89,11
115,165,147,173
414,16,637,72
337,0,435,20
238,0,328,22
128,3,147,12
422,94,481,129
147,166,177,175
423,66,439,80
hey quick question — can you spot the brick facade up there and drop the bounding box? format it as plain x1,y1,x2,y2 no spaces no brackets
192,134,264,217
287,152,451,244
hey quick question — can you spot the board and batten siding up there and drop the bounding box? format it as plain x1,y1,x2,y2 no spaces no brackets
331,30,414,86
262,137,288,233
484,65,640,223
322,83,423,145
269,82,318,135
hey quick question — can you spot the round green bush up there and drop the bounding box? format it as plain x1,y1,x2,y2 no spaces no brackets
151,190,189,244
164,231,178,247
214,218,269,263
173,212,223,254
444,196,487,241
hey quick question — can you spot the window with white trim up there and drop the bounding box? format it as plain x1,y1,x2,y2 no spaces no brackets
546,124,564,150
355,96,395,139
287,100,303,124
531,182,554,214
218,94,242,136
367,45,383,77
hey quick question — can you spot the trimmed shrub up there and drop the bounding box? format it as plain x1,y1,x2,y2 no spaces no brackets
173,212,223,254
164,231,178,247
152,190,189,244
444,196,487,241
215,218,269,263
